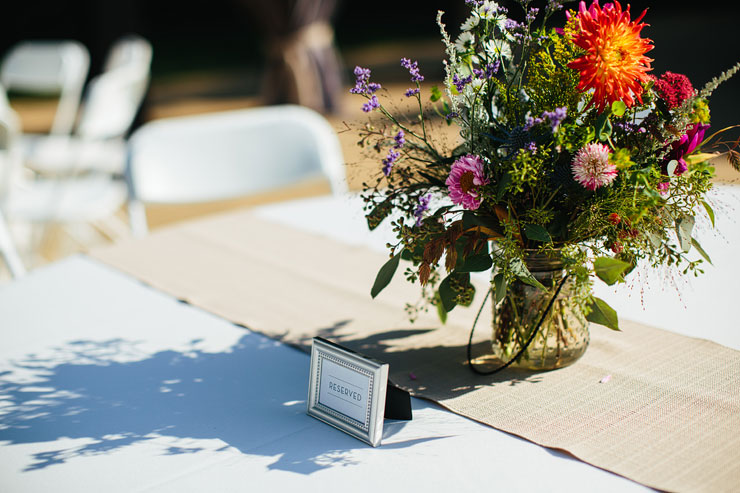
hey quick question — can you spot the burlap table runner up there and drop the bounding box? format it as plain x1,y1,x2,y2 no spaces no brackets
90,208,740,493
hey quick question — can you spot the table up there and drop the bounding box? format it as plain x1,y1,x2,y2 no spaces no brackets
2,187,739,492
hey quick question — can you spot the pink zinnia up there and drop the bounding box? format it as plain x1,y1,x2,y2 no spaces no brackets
446,154,489,210
571,143,617,191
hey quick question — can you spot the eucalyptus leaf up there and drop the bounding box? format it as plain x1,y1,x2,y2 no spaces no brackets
646,231,662,250
691,237,712,265
675,215,695,253
586,297,620,330
510,258,546,291
701,200,715,228
493,272,507,305
593,257,630,285
438,275,457,312
523,224,552,243
371,251,401,298
666,160,678,177
457,253,493,272
435,296,448,324
611,100,627,117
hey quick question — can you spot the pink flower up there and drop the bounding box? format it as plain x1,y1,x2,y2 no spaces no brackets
651,72,694,110
571,143,617,191
446,154,489,210
663,123,710,176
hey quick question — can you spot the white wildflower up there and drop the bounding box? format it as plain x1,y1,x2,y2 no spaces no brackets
461,14,480,31
477,1,501,20
455,32,476,54
485,39,512,60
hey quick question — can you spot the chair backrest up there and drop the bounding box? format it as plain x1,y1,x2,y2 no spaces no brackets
75,35,152,140
0,40,90,135
103,34,153,74
127,105,348,204
126,105,348,234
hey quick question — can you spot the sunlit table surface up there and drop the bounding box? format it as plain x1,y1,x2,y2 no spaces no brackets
2,185,739,492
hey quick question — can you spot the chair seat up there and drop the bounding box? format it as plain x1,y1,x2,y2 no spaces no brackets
5,174,127,222
21,134,127,175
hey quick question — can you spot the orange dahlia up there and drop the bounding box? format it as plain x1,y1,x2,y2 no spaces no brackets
567,0,654,113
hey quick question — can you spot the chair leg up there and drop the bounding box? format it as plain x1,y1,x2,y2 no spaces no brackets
127,199,149,237
0,210,26,278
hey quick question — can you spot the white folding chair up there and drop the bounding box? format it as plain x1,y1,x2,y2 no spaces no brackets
0,84,128,267
22,35,152,176
0,40,90,136
0,101,26,278
125,104,348,235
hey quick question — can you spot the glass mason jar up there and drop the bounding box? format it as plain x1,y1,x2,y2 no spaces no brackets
491,251,589,370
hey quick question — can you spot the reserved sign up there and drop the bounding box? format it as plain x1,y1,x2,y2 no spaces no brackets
307,337,389,447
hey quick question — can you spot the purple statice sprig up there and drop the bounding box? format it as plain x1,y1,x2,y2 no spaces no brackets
401,58,424,83
362,95,380,113
350,66,381,96
452,73,474,92
382,130,406,177
351,66,382,113
473,61,500,80
542,107,567,132
382,148,401,177
394,129,406,148
526,7,540,24
413,194,432,227
525,107,568,133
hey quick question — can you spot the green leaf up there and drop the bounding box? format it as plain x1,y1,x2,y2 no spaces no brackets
435,292,448,324
611,100,627,117
675,215,695,253
457,253,493,273
436,301,448,323
691,237,712,265
599,118,612,141
523,224,552,244
510,258,546,291
493,273,507,305
586,297,620,330
594,257,631,285
438,275,457,312
701,200,715,228
595,113,611,141
496,172,513,201
371,252,401,298
430,85,442,102
462,210,501,233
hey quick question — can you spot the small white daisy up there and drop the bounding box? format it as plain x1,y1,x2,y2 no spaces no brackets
461,14,480,32
455,32,476,54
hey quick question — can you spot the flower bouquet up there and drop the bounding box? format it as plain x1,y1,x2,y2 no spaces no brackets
352,0,740,370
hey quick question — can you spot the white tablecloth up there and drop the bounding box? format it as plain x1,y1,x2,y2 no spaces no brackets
3,186,739,492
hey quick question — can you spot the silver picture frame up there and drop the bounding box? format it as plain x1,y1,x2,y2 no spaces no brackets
307,337,389,447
